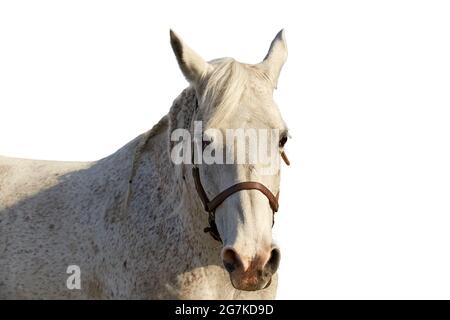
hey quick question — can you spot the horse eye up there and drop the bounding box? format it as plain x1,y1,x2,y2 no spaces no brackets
279,136,288,148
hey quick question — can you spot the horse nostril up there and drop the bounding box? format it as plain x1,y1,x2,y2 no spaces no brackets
265,247,281,274
222,247,243,274
224,262,235,273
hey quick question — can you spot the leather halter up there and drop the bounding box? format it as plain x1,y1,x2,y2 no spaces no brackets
190,100,290,242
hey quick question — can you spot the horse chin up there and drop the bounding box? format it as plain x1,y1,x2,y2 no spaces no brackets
229,275,272,291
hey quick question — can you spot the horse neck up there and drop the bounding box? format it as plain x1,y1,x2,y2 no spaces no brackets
122,87,218,251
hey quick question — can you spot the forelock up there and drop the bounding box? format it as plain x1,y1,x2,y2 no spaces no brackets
199,59,269,127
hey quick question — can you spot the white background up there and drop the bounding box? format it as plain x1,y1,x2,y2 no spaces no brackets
1,1,450,299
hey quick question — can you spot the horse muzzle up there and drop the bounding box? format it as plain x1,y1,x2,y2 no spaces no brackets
221,245,280,291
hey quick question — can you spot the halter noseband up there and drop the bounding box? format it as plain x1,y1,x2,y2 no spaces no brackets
191,100,290,242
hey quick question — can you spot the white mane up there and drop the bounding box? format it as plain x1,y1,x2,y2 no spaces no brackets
200,58,271,128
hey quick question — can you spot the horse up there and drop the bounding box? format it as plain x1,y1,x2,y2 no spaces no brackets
0,30,289,299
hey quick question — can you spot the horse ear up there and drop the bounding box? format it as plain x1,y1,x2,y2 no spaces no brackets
170,30,211,84
258,29,288,89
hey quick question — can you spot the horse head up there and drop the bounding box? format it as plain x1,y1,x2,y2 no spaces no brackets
170,30,288,291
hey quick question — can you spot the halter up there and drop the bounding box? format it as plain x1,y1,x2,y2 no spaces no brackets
191,99,290,242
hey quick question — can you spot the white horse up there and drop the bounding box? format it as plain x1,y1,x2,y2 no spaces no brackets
0,30,289,299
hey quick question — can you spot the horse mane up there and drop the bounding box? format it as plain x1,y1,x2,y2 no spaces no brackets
121,114,170,213
121,87,197,213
